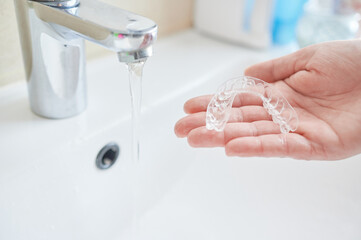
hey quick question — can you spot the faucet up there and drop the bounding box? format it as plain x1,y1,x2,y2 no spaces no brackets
14,0,157,119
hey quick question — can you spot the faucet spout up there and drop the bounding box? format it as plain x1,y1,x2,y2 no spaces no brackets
30,0,157,61
14,0,158,119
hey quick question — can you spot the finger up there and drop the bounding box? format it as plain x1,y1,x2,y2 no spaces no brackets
184,93,264,114
225,133,312,159
175,112,206,138
187,121,281,147
244,45,316,83
174,106,272,138
187,127,225,147
224,121,280,143
183,95,210,114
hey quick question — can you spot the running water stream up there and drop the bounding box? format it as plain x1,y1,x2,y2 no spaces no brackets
126,59,146,240
127,59,146,164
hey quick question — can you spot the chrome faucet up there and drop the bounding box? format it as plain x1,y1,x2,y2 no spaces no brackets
14,0,157,118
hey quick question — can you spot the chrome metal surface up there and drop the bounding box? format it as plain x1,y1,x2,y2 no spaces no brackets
117,47,153,62
13,0,158,119
31,0,80,8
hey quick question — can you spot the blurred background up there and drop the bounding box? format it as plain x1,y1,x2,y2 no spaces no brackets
1,0,361,88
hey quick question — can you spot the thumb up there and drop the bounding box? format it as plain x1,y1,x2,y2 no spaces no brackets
244,45,316,83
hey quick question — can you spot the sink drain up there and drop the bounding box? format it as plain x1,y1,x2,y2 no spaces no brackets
96,142,120,170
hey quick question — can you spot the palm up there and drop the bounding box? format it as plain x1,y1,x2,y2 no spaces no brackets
175,40,361,160
271,78,359,160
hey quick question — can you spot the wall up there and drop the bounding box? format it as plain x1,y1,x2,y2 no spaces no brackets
0,0,194,87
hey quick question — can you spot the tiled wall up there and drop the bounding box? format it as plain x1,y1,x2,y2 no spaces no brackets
0,0,194,87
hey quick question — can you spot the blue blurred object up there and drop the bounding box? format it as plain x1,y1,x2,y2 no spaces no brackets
296,0,360,48
272,0,308,45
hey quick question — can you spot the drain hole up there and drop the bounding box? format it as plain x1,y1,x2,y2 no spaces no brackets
96,142,120,170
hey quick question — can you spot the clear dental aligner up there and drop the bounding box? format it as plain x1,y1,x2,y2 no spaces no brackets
206,76,299,134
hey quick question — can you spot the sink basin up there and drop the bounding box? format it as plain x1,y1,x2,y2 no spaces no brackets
0,30,360,240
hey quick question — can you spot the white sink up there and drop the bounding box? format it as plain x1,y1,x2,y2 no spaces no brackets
0,30,360,240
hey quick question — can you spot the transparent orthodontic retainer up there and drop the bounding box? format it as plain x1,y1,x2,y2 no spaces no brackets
206,76,299,134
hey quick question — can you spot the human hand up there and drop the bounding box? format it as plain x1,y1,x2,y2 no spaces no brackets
174,40,361,160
